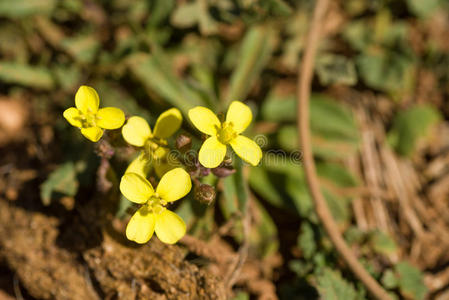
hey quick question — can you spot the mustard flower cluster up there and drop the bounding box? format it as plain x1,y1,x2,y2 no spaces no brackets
64,85,262,245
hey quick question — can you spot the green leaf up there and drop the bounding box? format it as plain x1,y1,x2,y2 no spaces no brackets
94,81,152,120
316,268,358,300
316,162,358,188
221,175,239,219
40,162,78,206
322,188,351,225
356,52,415,96
221,158,248,218
285,171,314,218
259,0,293,16
250,198,279,257
0,62,55,89
406,0,439,18
369,231,397,256
225,25,276,105
261,92,296,122
148,0,175,27
315,54,357,86
234,158,249,213
171,2,198,28
395,262,427,300
0,0,55,18
53,65,81,90
309,95,359,144
342,20,371,51
388,104,441,156
249,167,285,208
381,269,398,290
61,35,101,64
231,291,249,300
298,222,316,260
127,52,204,115
267,93,359,158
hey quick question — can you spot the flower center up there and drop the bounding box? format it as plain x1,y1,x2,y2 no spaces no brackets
144,139,168,159
77,111,97,128
217,122,237,144
147,193,167,215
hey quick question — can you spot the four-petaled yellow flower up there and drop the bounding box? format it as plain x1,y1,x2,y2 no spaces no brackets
63,86,125,142
122,108,182,178
188,101,262,168
120,168,191,244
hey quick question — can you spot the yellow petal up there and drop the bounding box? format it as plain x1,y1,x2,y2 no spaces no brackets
80,127,103,142
126,206,155,244
155,210,186,244
226,101,252,134
120,173,154,204
63,107,82,128
125,151,152,177
122,116,152,147
230,135,262,166
188,106,220,136
156,168,191,202
153,108,182,139
198,136,227,168
96,107,125,129
75,85,99,114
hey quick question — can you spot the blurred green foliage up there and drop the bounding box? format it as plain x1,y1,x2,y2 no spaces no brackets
2,0,448,298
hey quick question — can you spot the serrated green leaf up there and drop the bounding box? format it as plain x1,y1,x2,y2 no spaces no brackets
381,269,398,290
388,104,441,156
0,62,55,89
315,54,357,86
316,268,358,300
40,162,78,206
395,262,427,300
289,259,313,278
0,0,55,17
225,25,276,105
298,222,316,260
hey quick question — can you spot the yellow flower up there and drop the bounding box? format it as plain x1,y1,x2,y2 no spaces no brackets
120,168,191,244
63,86,125,142
188,101,262,168
122,108,182,177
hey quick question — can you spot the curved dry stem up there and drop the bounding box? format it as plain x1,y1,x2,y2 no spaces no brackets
296,0,391,299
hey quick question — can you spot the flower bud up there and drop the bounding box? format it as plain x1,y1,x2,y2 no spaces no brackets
175,134,192,153
194,183,216,205
95,140,114,159
212,166,236,178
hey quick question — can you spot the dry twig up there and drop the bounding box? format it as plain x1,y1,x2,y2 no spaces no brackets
295,0,391,299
